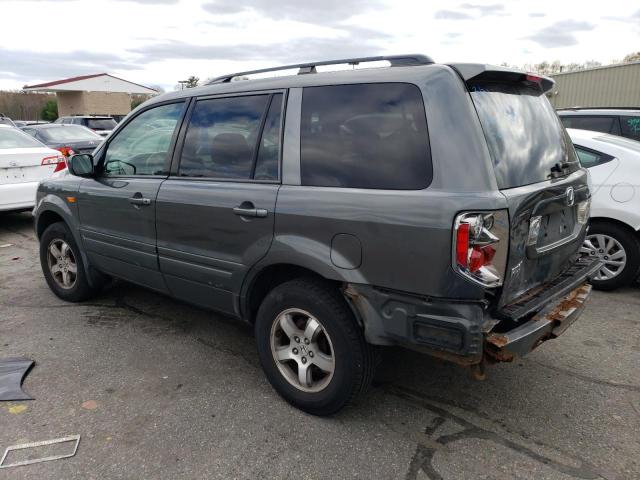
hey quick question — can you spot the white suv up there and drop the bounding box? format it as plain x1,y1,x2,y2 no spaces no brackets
568,128,640,289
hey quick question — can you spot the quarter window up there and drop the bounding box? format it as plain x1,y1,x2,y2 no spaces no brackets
300,83,431,189
254,93,283,181
574,145,614,168
103,102,184,176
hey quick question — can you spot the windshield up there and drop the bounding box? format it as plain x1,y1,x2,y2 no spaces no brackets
87,118,117,130
0,128,43,148
41,126,102,142
470,82,579,189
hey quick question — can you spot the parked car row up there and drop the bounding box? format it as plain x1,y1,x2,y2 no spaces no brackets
1,114,120,137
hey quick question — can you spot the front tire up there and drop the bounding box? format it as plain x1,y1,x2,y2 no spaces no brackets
39,222,99,302
581,222,640,290
255,278,375,415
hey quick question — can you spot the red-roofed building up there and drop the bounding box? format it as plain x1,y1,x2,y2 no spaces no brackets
23,73,157,117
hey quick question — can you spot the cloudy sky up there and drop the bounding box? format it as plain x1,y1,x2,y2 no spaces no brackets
0,0,638,91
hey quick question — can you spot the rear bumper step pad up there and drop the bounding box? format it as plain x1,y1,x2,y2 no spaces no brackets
485,257,602,362
486,283,592,362
496,257,602,321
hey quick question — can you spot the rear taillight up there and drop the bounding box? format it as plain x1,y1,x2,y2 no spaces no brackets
41,155,67,173
453,211,509,287
55,146,75,157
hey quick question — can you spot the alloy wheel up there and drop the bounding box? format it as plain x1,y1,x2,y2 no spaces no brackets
270,308,335,393
46,238,77,289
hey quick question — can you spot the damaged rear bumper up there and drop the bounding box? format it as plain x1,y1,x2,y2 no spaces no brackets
484,257,602,362
485,283,592,362
344,257,601,366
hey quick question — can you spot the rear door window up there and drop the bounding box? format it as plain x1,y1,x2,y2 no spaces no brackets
179,94,273,180
560,116,620,135
300,83,432,190
620,116,640,140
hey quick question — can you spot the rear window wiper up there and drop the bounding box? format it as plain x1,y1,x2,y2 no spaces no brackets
549,161,574,178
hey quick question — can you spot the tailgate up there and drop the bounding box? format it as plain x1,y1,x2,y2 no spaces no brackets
499,171,590,307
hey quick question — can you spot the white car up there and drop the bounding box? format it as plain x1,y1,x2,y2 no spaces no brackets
568,128,640,290
0,124,66,212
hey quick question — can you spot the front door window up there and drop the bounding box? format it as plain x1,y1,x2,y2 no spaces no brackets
103,102,184,176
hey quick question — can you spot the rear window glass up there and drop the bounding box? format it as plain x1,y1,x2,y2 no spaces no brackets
300,83,431,189
620,116,640,140
560,116,619,135
87,118,117,130
470,82,579,189
0,128,43,148
40,126,102,142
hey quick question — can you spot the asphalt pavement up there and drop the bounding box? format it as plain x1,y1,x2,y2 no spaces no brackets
1,211,639,479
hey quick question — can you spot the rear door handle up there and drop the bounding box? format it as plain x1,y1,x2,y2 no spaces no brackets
129,197,151,206
233,206,268,218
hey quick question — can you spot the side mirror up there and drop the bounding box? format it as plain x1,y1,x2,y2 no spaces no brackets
68,154,95,177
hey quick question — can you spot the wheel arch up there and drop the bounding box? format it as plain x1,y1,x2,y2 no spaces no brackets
36,209,66,239
241,263,345,325
589,216,640,237
35,200,103,288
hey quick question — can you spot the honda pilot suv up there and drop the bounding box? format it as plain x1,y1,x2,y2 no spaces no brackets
34,55,600,415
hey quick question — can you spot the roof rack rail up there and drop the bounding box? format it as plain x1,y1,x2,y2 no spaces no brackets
206,54,434,84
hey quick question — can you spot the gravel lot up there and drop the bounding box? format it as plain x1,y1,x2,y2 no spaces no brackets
1,211,639,480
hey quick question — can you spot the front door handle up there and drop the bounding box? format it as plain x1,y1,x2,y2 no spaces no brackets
129,196,151,206
233,205,268,218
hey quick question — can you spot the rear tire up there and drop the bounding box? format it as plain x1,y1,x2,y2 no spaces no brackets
39,222,100,302
583,222,640,291
255,277,375,415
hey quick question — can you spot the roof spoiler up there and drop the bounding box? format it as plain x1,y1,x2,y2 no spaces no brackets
449,63,555,93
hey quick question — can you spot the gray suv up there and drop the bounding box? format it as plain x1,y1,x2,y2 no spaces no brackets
34,55,600,415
